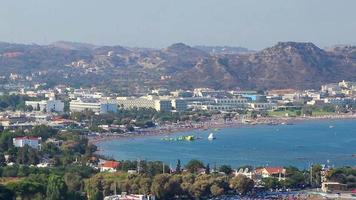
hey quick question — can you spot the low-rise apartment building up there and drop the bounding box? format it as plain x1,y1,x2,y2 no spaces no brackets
13,136,41,149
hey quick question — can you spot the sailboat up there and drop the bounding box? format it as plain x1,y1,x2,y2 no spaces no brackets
208,133,215,140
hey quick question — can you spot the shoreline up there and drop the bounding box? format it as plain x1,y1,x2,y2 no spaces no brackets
89,113,356,145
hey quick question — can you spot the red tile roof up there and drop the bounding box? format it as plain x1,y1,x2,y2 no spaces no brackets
101,161,120,169
264,167,285,175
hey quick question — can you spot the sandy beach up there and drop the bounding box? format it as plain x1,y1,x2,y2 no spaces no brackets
88,113,356,144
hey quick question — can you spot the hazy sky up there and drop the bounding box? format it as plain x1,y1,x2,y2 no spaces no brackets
0,0,355,49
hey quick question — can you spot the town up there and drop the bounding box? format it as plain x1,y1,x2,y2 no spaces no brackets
0,80,356,199
1,80,356,131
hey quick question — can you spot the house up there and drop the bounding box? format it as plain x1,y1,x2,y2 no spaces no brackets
13,136,41,149
321,182,347,192
256,167,286,181
46,138,63,147
104,193,155,200
100,161,120,172
235,168,254,179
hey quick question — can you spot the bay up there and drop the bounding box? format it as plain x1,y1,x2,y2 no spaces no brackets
97,119,356,168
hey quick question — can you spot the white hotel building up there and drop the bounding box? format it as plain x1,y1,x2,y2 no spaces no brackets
25,98,64,113
116,96,176,112
69,98,118,114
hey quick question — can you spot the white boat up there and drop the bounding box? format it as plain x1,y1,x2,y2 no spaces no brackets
329,125,334,128
208,133,215,140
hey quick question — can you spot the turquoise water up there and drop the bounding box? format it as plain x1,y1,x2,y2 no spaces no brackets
97,119,356,168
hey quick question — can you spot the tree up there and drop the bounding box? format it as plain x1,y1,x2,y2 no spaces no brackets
284,166,307,189
185,159,204,173
0,184,15,200
205,164,210,174
301,106,313,116
151,174,174,199
7,180,45,200
88,177,103,200
311,164,322,187
262,177,281,190
229,175,254,195
46,175,68,200
64,173,82,194
16,145,39,165
138,177,152,195
175,159,181,174
0,153,6,167
210,184,224,197
219,165,233,175
190,175,211,198
180,173,195,197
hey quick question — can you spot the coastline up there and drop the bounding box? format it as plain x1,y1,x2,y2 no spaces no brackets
89,113,356,145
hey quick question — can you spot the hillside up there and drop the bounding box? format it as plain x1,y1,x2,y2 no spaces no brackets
1,41,356,92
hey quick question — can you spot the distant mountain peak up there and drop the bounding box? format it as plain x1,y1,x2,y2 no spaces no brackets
165,43,193,51
50,41,97,50
273,41,321,51
260,41,326,58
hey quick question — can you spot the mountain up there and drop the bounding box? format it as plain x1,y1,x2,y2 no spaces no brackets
1,41,356,92
194,45,253,55
50,41,97,50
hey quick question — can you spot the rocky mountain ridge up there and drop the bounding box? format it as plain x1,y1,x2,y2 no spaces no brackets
1,41,356,91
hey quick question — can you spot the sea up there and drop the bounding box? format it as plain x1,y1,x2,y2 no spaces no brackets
97,119,356,168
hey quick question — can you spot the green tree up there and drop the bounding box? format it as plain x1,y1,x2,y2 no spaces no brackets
185,159,204,173
190,175,211,199
64,173,82,194
219,165,233,175
0,184,15,200
87,177,103,200
210,184,224,197
262,177,281,190
138,177,152,195
151,174,170,199
205,164,210,174
150,174,179,199
284,166,307,189
229,175,254,195
0,153,6,167
7,180,45,200
46,175,68,200
311,164,322,187
175,159,181,174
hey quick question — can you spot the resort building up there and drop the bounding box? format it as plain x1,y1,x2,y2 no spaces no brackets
193,88,226,97
25,98,64,113
171,99,188,112
70,98,118,114
324,97,356,106
187,97,249,111
154,99,172,112
116,96,173,112
248,102,277,110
